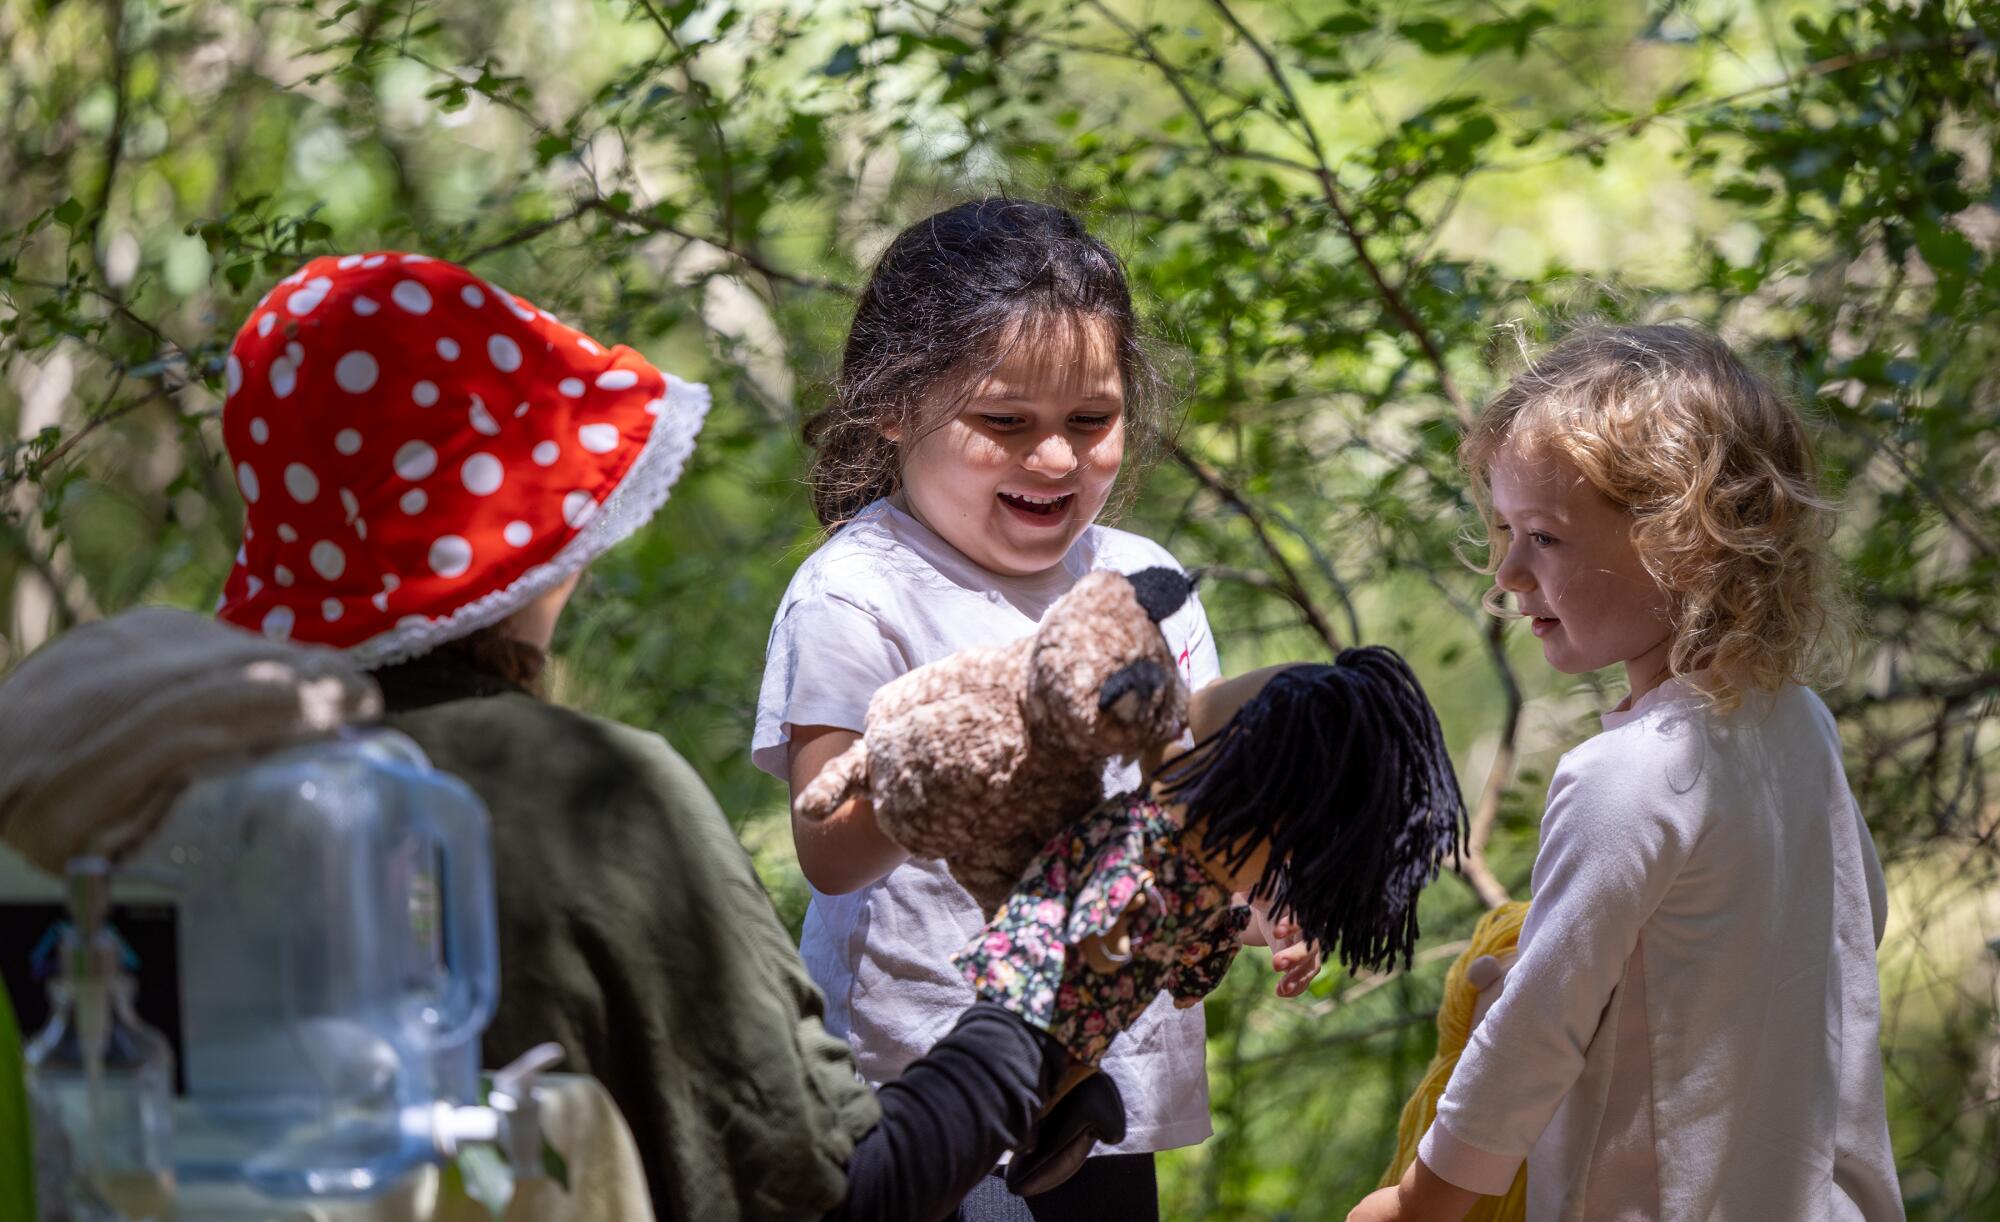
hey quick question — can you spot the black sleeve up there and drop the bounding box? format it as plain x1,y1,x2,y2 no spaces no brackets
825,1003,1065,1222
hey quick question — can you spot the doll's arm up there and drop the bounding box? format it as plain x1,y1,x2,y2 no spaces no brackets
1164,908,1246,1009
1241,895,1325,999
1077,892,1147,974
955,808,1148,1064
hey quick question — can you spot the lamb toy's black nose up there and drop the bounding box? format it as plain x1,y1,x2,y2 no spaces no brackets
1099,657,1167,719
1125,567,1194,623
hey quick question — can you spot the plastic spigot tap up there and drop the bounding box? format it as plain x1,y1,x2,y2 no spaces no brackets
489,1042,565,1177
420,1041,564,1169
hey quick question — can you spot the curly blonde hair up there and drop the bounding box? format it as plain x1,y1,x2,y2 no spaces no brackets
1462,325,1850,709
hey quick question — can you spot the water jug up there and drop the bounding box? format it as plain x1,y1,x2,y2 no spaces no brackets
127,728,498,1198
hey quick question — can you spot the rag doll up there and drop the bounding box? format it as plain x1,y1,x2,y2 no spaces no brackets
954,648,1469,1075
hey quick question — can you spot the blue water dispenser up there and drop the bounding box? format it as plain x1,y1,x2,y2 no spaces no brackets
125,728,499,1198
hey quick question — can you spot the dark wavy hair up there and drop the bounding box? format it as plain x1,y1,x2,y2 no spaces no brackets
803,198,1173,528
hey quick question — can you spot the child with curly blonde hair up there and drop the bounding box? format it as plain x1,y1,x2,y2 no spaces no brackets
1352,326,1904,1221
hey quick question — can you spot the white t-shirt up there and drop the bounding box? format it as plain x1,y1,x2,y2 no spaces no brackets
1420,677,1903,1221
753,498,1223,1153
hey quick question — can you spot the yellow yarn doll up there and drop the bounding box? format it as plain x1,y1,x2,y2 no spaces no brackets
1381,902,1530,1221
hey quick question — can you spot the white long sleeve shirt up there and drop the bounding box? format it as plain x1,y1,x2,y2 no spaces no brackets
1420,677,1904,1221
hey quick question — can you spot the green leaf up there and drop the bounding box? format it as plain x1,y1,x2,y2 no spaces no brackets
52,198,83,227
454,1145,513,1217
540,1139,570,1190
1395,20,1460,54
1914,221,1977,275
1315,13,1374,37
1715,181,1775,206
1,985,31,1219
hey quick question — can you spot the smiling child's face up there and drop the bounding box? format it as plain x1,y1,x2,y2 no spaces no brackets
1487,439,1675,701
893,314,1125,579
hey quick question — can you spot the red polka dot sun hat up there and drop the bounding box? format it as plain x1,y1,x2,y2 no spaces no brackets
215,252,709,664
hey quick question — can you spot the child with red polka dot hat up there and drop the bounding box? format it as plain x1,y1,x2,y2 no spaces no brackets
215,252,707,660
211,254,1097,1221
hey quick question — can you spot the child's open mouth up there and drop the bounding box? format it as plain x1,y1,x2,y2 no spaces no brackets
1530,616,1560,638
998,490,1073,524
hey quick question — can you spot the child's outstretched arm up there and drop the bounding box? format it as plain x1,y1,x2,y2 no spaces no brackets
1413,740,1696,1203
1347,1156,1481,1222
789,725,909,894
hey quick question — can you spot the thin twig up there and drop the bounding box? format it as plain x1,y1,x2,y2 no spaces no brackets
83,0,130,266
458,195,851,295
1836,670,2000,715
4,276,191,362
1169,441,1341,655
1206,0,1473,426
1236,1008,1439,1066
1825,409,2000,564
1307,938,1473,1017
1461,616,1520,909
1487,30,1991,174
636,0,739,245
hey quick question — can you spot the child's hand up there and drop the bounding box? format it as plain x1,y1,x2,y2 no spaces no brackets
1346,1185,1407,1222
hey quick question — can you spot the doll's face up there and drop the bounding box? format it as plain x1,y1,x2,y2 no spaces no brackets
1187,665,1293,742
1157,665,1294,892
1194,832,1273,894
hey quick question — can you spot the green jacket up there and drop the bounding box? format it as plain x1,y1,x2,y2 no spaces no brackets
376,652,879,1222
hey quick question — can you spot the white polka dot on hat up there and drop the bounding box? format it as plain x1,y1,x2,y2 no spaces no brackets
216,252,709,663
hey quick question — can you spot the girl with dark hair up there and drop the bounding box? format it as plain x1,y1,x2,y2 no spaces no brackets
754,199,1320,1219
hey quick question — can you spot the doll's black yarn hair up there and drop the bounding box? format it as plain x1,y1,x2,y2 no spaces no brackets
1154,646,1466,974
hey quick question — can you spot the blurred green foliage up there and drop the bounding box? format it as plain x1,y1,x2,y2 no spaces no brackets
2,0,1996,1215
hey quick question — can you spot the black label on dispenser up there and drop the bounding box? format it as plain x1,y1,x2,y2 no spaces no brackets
0,901,186,1095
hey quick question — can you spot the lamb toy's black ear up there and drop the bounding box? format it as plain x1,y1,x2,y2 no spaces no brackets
1125,567,1195,624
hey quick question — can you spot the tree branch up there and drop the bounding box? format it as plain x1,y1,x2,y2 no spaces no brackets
1459,615,1520,909
635,0,740,245
1169,441,1341,655
1489,30,1992,174
459,195,852,296
1413,569,1518,909
1205,0,1472,426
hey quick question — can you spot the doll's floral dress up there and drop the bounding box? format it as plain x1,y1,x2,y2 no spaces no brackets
953,794,1250,1066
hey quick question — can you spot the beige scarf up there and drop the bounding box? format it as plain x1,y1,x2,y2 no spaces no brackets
0,607,381,874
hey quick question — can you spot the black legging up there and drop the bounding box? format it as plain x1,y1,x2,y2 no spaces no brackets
827,1003,1069,1222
